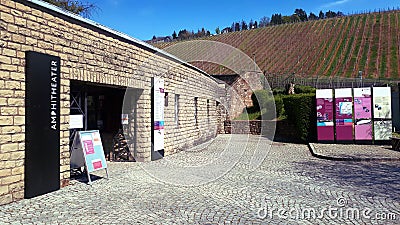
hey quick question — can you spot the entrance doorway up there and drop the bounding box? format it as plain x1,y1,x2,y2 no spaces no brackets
70,81,137,160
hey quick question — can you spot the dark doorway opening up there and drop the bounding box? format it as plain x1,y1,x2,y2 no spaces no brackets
70,81,137,161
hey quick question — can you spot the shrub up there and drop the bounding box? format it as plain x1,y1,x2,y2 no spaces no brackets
294,85,316,94
274,94,284,118
282,93,317,142
273,87,286,95
251,89,276,120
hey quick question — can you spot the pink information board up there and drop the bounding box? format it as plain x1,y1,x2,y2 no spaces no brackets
335,88,353,141
354,88,372,140
316,89,334,141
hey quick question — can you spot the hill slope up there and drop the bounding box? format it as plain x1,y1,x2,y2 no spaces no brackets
154,11,400,80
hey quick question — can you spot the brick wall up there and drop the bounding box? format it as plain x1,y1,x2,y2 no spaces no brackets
0,0,224,204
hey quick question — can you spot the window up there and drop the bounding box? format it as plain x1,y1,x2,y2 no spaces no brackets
174,94,179,126
164,92,168,107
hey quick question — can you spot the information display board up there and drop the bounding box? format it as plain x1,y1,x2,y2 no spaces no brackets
373,87,392,119
70,130,108,184
316,89,334,141
335,88,353,140
151,77,165,161
354,88,372,140
373,87,392,140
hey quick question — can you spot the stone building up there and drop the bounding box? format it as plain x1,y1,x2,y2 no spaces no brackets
0,0,225,204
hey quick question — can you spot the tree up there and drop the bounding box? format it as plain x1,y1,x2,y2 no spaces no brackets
271,14,283,25
241,20,248,30
337,11,345,17
294,8,308,21
178,29,193,40
234,22,240,31
325,10,337,18
318,10,325,19
282,15,291,24
308,12,318,20
215,27,221,35
249,19,254,29
253,20,258,29
290,14,301,23
259,16,270,27
42,0,97,18
172,31,177,39
152,35,156,40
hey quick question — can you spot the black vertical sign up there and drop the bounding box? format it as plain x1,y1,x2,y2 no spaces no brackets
25,52,60,198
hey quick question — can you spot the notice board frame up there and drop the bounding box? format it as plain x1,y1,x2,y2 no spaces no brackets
70,130,109,184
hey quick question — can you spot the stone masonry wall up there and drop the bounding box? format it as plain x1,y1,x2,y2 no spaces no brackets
0,0,223,204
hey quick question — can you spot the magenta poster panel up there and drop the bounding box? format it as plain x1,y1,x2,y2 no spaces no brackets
316,89,334,141
354,88,372,140
354,97,371,119
355,123,373,140
335,88,353,141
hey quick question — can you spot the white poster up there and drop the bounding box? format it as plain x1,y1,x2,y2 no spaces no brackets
121,114,129,125
334,88,352,98
153,77,165,151
373,87,392,119
69,114,83,129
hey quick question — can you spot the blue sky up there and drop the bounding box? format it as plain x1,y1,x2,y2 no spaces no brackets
90,0,400,41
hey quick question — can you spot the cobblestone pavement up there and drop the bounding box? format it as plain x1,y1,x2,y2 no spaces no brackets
0,134,399,224
311,142,400,161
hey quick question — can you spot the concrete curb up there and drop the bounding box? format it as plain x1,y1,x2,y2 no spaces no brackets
307,143,400,162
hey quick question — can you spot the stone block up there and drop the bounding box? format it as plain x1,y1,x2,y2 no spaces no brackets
0,194,12,205
1,175,21,185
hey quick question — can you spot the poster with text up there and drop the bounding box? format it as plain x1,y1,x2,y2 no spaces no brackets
373,87,392,119
79,130,107,173
153,77,165,151
354,87,372,140
316,89,334,141
335,88,353,140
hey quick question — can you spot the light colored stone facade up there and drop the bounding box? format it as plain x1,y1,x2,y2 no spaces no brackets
0,0,224,204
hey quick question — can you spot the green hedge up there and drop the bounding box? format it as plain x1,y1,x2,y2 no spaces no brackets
251,90,276,120
294,85,316,94
282,93,317,142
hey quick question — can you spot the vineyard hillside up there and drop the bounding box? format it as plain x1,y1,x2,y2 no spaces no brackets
154,11,400,80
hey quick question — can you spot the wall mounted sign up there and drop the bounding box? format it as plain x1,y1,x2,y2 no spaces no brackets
121,114,129,125
353,87,372,140
70,130,108,184
335,88,353,141
25,51,61,198
316,89,334,141
152,77,165,160
69,114,84,129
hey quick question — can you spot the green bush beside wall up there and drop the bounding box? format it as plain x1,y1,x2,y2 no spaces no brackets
282,93,317,142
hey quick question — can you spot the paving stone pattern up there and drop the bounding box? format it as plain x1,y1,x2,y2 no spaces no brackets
0,134,399,224
312,143,400,161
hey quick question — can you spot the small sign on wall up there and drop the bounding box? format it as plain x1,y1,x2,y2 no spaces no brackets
121,114,129,125
69,114,84,129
